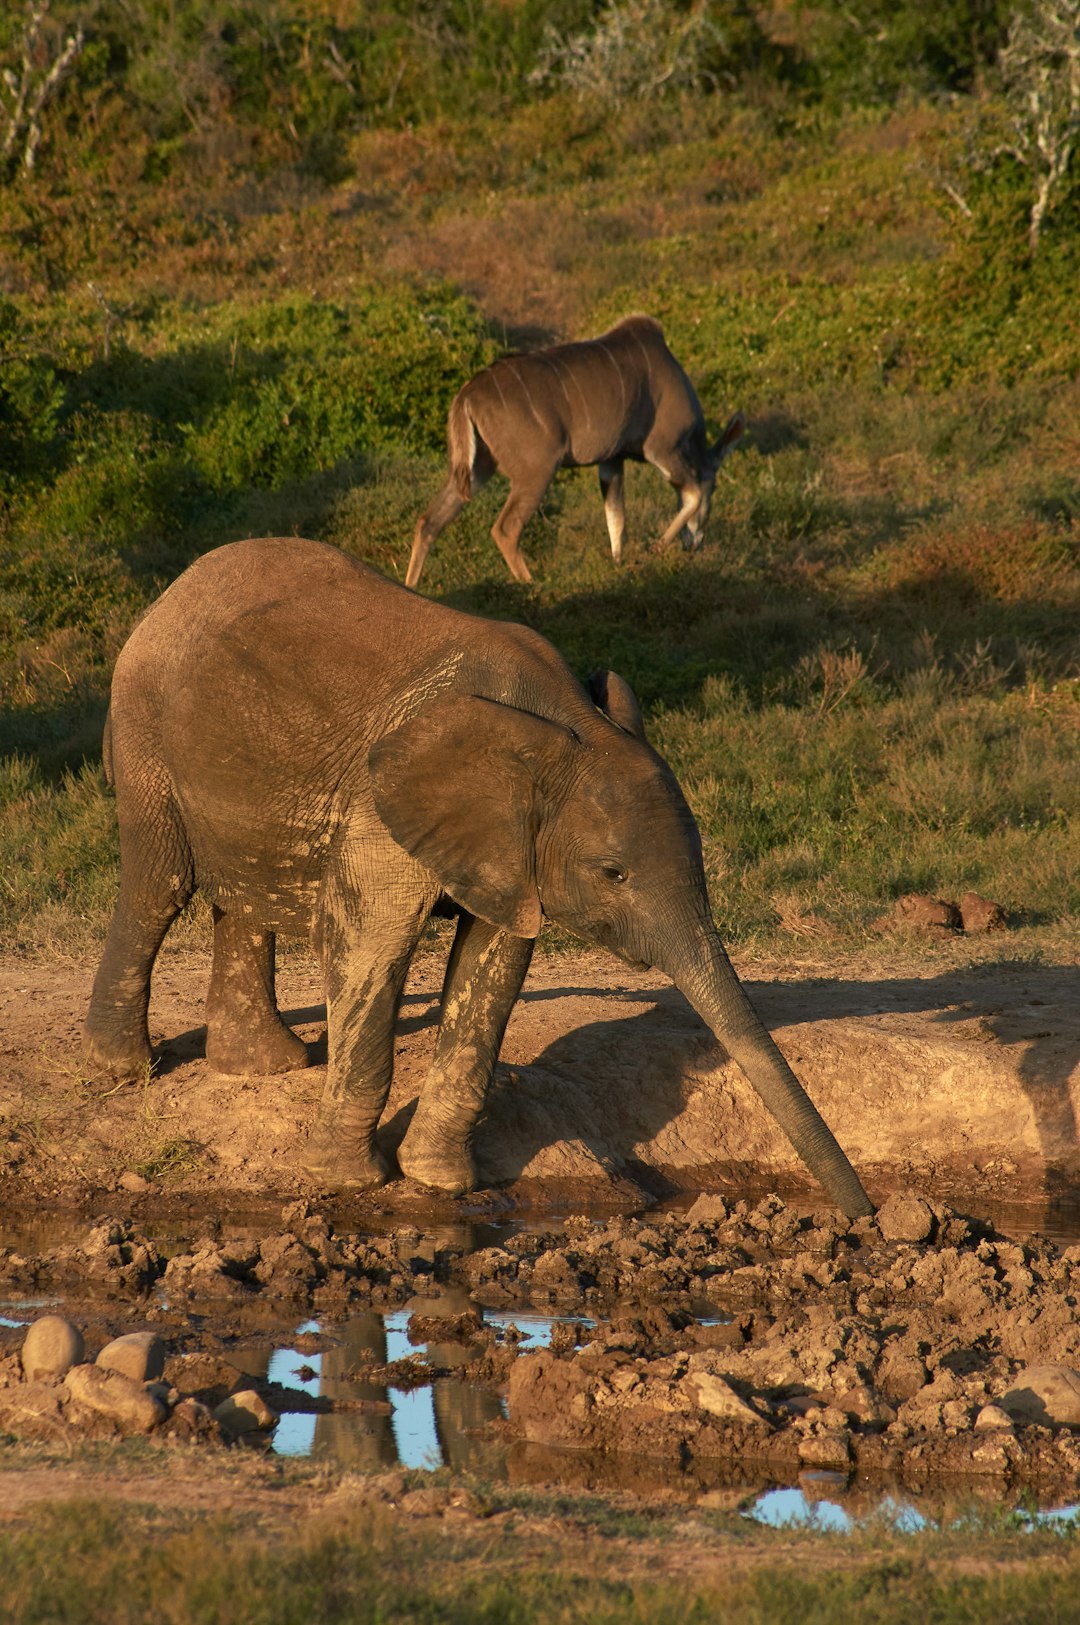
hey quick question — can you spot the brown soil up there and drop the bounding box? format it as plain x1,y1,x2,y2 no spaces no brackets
1,943,1078,1213
2,943,1080,1552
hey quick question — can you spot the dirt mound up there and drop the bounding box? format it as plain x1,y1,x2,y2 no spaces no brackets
1,948,1078,1208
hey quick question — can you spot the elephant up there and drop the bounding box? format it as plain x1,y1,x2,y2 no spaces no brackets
83,536,872,1219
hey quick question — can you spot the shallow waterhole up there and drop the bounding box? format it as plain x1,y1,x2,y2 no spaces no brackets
4,1194,1080,1533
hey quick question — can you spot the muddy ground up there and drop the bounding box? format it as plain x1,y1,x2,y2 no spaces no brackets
1,943,1080,1540
2,942,1079,1209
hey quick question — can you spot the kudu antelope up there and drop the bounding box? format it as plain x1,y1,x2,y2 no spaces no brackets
406,314,744,588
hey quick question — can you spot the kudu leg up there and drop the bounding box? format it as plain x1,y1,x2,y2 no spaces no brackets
406,477,467,590
656,485,703,551
598,460,627,563
491,478,547,584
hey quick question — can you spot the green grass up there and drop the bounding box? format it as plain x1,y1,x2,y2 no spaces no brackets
2,1493,1080,1625
1,8,1078,960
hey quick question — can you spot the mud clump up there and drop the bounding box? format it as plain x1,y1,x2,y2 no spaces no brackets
873,891,1006,935
501,1197,1080,1495
3,1191,1080,1500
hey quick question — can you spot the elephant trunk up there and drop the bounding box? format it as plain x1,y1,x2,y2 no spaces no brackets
664,930,873,1220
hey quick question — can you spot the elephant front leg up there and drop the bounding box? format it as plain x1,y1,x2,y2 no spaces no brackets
204,905,308,1075
301,919,421,1190
397,913,534,1195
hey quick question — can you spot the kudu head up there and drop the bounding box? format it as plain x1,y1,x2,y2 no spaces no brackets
682,411,747,552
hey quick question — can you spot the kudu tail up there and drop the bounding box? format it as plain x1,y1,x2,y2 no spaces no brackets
448,393,479,502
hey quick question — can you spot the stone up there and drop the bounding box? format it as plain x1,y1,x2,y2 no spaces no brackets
975,1404,1014,1431
118,1170,152,1193
999,1364,1080,1428
960,893,1006,933
682,1371,767,1424
64,1363,167,1434
684,1195,730,1224
798,1429,852,1467
214,1389,278,1434
96,1331,166,1384
880,894,962,934
21,1315,84,1382
169,1397,221,1439
876,1193,936,1245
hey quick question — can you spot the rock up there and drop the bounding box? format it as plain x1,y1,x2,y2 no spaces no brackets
877,1350,929,1402
960,893,1006,933
999,1364,1080,1428
876,1193,936,1244
685,1195,730,1224
0,1381,68,1438
975,1404,1014,1431
64,1363,167,1434
880,894,962,934
21,1316,84,1382
832,1384,895,1429
214,1389,278,1434
169,1397,221,1440
96,1331,166,1384
118,1170,151,1193
682,1370,768,1425
798,1430,852,1466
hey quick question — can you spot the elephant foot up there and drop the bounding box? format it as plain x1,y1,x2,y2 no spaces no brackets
205,1019,308,1077
80,1025,155,1083
397,1124,476,1196
300,1122,388,1190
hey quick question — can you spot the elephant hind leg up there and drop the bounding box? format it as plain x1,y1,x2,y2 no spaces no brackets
83,800,194,1078
204,906,308,1075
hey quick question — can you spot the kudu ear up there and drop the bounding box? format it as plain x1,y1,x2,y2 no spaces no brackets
709,411,745,471
369,695,573,938
587,669,647,743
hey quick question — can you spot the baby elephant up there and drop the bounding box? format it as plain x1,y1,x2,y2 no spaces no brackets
84,537,870,1219
407,313,744,588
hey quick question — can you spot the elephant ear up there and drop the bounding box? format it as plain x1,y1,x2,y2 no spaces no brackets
369,695,572,938
587,669,647,743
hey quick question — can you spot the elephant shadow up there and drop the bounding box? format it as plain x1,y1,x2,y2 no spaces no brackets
161,961,1079,1211
466,965,1080,1206
159,987,448,1073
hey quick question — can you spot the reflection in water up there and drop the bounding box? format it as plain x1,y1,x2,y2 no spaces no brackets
747,1483,1080,1534
266,1306,594,1472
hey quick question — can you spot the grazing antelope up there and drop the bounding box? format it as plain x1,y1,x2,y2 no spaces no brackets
406,314,744,588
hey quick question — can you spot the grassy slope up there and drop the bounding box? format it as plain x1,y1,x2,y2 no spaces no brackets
1,89,1078,959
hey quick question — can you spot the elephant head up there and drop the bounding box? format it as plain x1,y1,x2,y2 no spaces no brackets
370,671,872,1220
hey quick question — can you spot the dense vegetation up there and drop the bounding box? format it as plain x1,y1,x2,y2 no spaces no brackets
1,0,1078,957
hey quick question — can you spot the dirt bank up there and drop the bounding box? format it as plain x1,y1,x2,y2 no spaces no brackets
1,946,1078,1210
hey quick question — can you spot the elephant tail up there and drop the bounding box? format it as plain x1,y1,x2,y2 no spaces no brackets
101,708,115,788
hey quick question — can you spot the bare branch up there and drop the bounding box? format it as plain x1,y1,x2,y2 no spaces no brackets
0,0,86,178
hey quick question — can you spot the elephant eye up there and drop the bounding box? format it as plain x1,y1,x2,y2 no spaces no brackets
601,864,627,885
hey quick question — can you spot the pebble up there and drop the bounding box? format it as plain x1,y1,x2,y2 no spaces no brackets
21,1315,84,1382
96,1331,166,1384
213,1389,278,1434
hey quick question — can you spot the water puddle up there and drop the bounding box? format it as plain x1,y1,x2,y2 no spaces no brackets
265,1306,593,1469
747,1479,1080,1534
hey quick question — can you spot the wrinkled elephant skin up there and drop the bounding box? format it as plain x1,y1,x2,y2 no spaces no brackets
84,538,872,1218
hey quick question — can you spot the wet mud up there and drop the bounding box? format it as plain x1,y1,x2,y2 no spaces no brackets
3,1192,1080,1519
